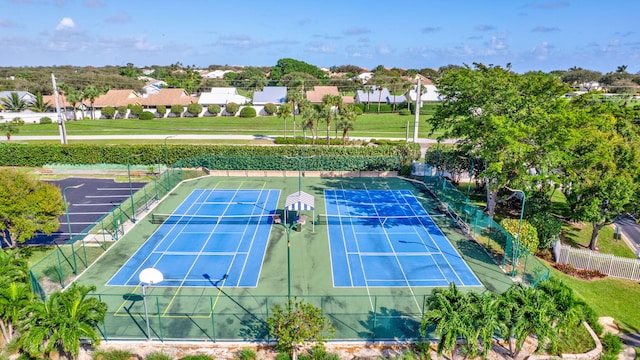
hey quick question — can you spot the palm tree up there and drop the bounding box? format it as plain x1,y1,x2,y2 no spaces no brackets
300,106,319,145
0,120,21,141
277,103,292,139
336,104,358,143
82,86,102,120
616,65,628,73
18,283,107,359
0,282,33,344
286,90,305,139
363,85,373,112
0,92,29,112
467,292,503,359
29,93,52,113
64,89,81,121
421,283,474,360
500,284,557,358
321,94,341,144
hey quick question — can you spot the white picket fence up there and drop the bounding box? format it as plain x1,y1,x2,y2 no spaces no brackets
553,240,640,281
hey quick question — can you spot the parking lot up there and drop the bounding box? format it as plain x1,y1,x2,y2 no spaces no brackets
28,177,147,245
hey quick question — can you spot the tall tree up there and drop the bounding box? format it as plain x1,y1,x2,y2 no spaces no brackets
321,94,341,144
277,103,292,139
0,169,65,249
0,92,30,112
421,283,474,359
0,120,21,141
82,86,102,120
29,93,52,112
336,104,358,143
18,283,107,359
560,98,640,250
428,63,570,218
286,90,306,139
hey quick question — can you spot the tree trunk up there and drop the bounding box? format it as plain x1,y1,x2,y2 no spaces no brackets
326,120,330,145
485,179,498,218
589,222,604,250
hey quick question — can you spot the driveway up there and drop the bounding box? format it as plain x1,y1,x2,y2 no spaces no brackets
614,215,640,254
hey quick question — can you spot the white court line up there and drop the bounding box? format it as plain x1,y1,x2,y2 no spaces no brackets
67,212,113,215
85,195,134,198
97,187,143,191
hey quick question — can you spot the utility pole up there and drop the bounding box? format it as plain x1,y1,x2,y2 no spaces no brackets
52,73,68,144
412,76,421,143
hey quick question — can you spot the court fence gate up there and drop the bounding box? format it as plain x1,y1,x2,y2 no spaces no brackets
422,166,550,288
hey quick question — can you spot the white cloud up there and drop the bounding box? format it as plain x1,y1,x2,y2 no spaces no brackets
55,17,75,31
531,41,551,60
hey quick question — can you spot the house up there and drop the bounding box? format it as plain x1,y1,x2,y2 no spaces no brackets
141,88,195,108
305,86,354,104
354,72,374,84
405,78,441,104
0,91,36,106
201,70,233,79
355,86,391,104
198,88,250,106
93,89,142,108
252,86,287,105
138,76,167,96
579,81,602,92
387,94,407,105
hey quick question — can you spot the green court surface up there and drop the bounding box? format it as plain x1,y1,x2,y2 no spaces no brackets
75,175,512,341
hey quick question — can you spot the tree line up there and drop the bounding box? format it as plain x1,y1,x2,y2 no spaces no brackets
425,63,640,251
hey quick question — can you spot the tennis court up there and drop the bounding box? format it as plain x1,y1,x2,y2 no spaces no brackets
66,176,509,341
107,188,280,287
325,189,481,287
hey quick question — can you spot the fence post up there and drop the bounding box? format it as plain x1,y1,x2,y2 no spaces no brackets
156,296,163,341
372,295,378,342
99,294,108,341
210,296,216,342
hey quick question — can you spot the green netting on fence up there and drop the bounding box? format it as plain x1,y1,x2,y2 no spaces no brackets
29,169,186,296
423,169,549,287
93,293,425,341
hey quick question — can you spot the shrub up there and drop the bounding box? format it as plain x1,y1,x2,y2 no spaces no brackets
353,106,363,115
39,116,53,124
129,104,143,117
170,105,184,117
116,106,128,118
12,117,24,125
139,111,155,120
101,106,116,119
500,218,539,254
236,348,257,360
187,103,203,117
145,352,172,360
239,107,257,118
263,103,277,115
179,356,213,360
156,105,167,117
399,109,411,115
225,102,239,115
93,349,140,360
207,104,221,116
529,212,562,249
600,333,623,360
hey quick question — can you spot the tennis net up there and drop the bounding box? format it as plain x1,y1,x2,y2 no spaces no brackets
151,213,277,225
316,214,430,226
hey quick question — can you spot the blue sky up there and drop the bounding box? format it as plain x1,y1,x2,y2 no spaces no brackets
1,0,638,73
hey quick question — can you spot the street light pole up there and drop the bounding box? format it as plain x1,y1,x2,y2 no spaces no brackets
164,135,176,171
127,154,143,223
284,155,314,193
63,183,85,274
280,222,297,301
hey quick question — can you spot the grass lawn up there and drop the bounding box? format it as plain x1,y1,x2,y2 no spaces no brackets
561,222,636,258
12,113,442,139
548,265,640,333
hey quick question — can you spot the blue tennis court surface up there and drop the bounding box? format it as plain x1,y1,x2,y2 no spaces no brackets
107,189,280,287
325,189,481,287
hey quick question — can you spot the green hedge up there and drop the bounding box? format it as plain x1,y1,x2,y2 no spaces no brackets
0,143,420,172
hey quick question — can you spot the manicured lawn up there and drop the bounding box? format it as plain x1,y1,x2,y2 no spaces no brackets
561,222,637,258
12,113,442,139
548,266,640,333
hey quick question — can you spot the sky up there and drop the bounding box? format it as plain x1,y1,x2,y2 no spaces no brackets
1,0,638,74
